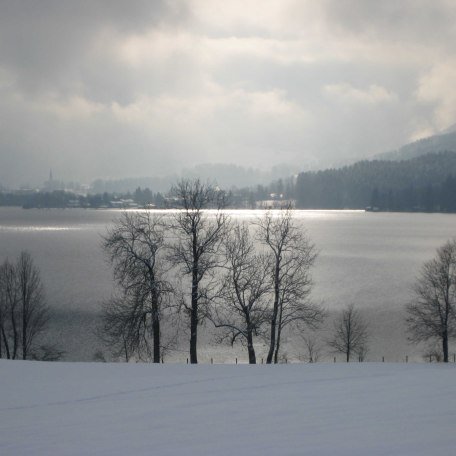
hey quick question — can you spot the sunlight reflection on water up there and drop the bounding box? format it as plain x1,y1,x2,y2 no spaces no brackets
1,207,455,360
0,206,454,314
0,226,83,232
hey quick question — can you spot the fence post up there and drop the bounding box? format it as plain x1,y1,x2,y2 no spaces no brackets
429,354,432,363
382,356,384,362
406,355,408,363
211,358,213,365
235,357,238,365
186,358,188,364
261,358,263,364
334,357,336,363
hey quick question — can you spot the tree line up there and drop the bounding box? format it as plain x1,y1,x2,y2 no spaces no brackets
2,151,456,212
294,151,456,211
99,179,456,364
0,188,168,209
99,179,325,364
2,179,455,363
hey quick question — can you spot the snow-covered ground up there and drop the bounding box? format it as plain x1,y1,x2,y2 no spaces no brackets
1,361,455,455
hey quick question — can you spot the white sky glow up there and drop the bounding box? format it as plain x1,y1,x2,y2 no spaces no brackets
0,0,455,186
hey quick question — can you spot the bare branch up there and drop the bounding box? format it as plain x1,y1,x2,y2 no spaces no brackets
406,238,456,362
328,303,369,362
209,222,271,363
255,209,323,363
100,211,173,363
167,179,230,363
0,252,50,360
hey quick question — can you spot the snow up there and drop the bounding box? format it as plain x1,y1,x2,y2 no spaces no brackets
1,361,455,455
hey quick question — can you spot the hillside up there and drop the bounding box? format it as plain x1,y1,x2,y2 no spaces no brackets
90,163,299,194
1,361,455,455
295,151,456,210
375,128,456,162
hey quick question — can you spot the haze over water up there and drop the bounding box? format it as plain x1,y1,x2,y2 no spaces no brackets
1,207,455,361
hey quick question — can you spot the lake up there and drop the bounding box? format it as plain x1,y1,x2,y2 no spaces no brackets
0,207,455,362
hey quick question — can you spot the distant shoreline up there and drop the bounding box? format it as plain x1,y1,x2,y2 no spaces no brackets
2,205,456,215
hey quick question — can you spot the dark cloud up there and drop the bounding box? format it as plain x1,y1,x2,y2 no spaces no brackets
0,0,190,94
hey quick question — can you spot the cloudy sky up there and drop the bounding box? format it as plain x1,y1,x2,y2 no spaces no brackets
1,0,456,187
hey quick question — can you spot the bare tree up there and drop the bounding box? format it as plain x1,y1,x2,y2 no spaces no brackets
422,342,444,362
101,212,172,363
0,259,20,359
17,251,48,360
300,333,323,363
256,209,323,364
31,344,65,361
0,252,49,360
169,179,229,364
210,222,270,364
328,303,369,362
99,295,143,362
406,239,456,362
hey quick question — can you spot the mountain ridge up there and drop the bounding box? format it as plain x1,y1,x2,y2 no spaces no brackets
373,128,456,162
295,150,456,211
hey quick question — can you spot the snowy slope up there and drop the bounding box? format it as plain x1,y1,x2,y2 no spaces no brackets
1,361,455,455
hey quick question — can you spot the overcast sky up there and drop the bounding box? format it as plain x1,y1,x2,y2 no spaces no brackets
1,0,456,186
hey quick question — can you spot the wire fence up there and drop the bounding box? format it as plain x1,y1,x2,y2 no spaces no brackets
160,353,456,364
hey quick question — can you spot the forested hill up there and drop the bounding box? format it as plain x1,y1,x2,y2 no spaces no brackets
295,151,456,211
375,128,456,162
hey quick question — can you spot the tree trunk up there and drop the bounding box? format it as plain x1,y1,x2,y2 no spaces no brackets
190,261,198,364
22,310,27,360
273,303,284,364
152,289,160,363
266,319,276,364
153,318,160,363
190,309,198,364
443,330,449,363
266,259,280,364
247,329,256,364
20,266,29,360
273,324,282,364
122,335,129,362
11,307,18,360
1,326,10,359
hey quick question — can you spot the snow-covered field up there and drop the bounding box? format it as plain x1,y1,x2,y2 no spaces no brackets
1,361,455,455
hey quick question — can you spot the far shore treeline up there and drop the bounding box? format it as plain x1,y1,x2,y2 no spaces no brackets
1,151,456,212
